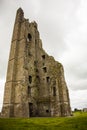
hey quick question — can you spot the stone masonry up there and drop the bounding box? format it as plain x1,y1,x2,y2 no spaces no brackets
1,8,71,117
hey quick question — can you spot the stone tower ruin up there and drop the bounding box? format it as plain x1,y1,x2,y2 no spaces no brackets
1,8,71,117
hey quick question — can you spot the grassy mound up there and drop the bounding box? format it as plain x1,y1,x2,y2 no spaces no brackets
0,112,87,130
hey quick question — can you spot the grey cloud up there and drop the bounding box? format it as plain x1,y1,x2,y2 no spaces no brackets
38,19,68,58
74,64,87,79
69,79,87,91
67,61,87,79
64,60,87,90
69,89,87,109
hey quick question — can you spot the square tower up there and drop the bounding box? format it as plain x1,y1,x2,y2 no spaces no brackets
1,8,71,117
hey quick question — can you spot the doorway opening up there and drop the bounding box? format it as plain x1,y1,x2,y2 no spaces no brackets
29,103,33,117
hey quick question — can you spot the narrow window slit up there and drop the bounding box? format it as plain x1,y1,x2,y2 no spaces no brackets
53,87,56,96
28,86,31,95
29,76,32,83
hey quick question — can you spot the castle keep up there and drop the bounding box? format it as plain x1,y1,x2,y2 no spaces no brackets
1,8,71,117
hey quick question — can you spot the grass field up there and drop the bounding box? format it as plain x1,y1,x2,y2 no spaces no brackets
0,112,87,130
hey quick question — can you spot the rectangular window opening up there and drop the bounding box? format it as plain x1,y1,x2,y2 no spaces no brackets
46,110,49,113
34,61,38,65
46,77,50,83
36,69,38,72
36,76,40,83
43,67,47,73
42,55,45,59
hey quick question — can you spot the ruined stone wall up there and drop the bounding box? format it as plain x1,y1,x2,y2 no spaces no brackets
1,8,71,117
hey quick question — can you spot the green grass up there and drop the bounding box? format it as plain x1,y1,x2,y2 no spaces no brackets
0,112,87,130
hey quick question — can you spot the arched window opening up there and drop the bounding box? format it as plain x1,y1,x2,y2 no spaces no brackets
27,33,32,42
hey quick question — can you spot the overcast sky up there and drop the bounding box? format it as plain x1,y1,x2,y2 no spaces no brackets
0,0,87,111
